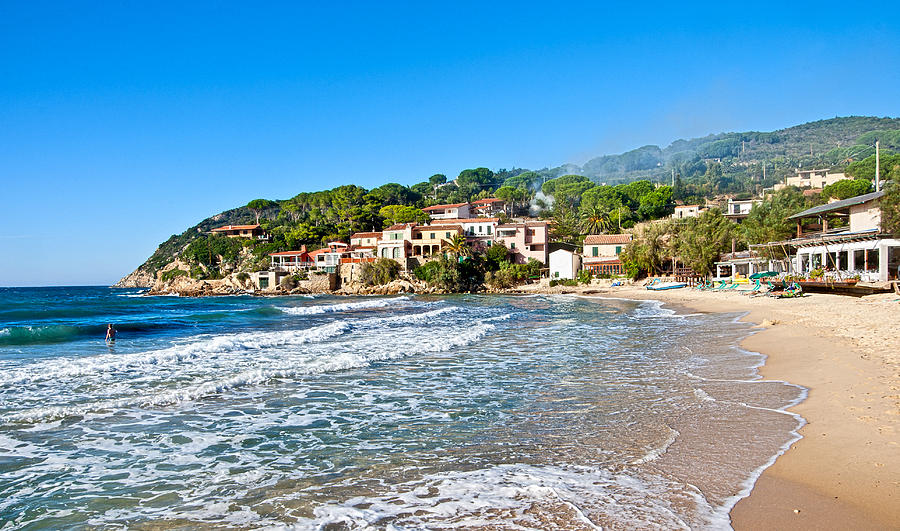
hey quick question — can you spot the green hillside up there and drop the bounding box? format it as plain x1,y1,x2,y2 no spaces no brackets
122,116,900,283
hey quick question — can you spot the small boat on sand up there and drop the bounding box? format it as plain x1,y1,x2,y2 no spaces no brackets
647,281,687,291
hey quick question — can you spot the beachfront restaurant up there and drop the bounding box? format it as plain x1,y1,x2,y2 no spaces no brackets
773,191,900,282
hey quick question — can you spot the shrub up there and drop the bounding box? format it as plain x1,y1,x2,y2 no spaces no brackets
160,269,188,282
280,274,306,290
236,272,250,282
577,269,593,284
562,279,578,287
358,258,402,286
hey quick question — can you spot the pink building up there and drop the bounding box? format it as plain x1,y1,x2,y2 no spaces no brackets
493,221,549,264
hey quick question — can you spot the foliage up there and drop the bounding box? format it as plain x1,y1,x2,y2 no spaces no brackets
280,274,307,290
881,181,900,237
844,151,900,182
358,258,401,286
675,209,739,277
577,269,593,284
821,179,873,200
246,198,277,224
741,188,807,256
160,268,188,282
619,220,678,276
235,272,250,282
379,205,429,227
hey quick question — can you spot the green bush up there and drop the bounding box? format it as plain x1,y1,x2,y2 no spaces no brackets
235,272,250,282
562,279,578,286
577,269,593,284
160,268,188,282
358,258,402,286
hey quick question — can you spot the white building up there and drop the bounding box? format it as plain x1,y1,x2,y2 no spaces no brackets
724,198,762,221
774,169,848,191
549,244,581,280
671,205,701,219
422,203,471,220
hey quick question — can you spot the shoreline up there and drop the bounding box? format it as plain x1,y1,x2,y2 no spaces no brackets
585,285,899,529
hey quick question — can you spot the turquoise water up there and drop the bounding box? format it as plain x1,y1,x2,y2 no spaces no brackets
0,287,804,529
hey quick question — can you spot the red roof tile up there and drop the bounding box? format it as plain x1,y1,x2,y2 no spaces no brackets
583,234,633,245
430,217,499,223
423,203,468,211
269,250,310,256
350,232,382,239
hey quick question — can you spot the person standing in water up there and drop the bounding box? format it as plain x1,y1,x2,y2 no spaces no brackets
105,323,116,343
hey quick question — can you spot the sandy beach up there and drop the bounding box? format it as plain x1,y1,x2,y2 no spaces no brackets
521,282,899,529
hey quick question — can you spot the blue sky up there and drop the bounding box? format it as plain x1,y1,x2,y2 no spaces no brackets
2,2,899,286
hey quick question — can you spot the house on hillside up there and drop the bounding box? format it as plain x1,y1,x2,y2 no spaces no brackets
377,223,416,262
493,221,549,264
410,224,463,259
581,234,631,276
671,205,701,219
350,231,382,248
422,203,471,220
723,199,762,221
309,242,349,273
549,243,581,280
470,198,506,217
774,169,848,191
210,224,269,240
430,217,499,250
269,246,312,271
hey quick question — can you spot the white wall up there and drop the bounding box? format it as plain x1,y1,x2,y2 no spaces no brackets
549,250,579,279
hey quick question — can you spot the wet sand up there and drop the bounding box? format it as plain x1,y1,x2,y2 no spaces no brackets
567,284,900,529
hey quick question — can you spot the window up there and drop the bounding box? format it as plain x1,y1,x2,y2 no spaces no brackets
478,225,483,233
259,276,269,289
510,242,516,249
430,233,435,239
445,232,450,238
592,247,598,257
487,226,492,235
615,246,622,254
866,249,879,272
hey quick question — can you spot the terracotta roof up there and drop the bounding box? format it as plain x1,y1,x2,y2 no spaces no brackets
497,221,549,229
350,245,375,250
384,222,417,231
416,225,463,233
423,203,468,211
269,250,310,256
675,205,700,209
583,234,633,245
350,232,382,239
307,248,330,257
471,198,504,204
211,224,261,231
430,217,499,224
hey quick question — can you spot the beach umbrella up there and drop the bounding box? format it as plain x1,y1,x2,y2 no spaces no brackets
750,271,779,279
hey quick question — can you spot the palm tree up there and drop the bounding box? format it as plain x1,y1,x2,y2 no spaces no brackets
581,205,611,235
444,234,470,259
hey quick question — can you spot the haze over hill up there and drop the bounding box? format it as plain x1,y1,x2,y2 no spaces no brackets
565,116,900,184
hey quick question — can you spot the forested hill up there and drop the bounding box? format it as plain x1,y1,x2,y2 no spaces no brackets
117,115,900,285
575,116,900,185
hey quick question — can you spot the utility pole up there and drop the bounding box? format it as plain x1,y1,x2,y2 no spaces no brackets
875,140,880,192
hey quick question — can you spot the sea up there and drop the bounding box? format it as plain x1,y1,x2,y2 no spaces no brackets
0,286,806,530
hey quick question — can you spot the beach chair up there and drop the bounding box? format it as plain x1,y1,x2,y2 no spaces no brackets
738,279,761,295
